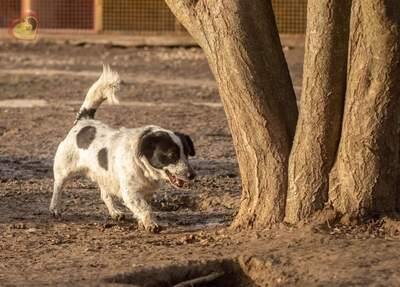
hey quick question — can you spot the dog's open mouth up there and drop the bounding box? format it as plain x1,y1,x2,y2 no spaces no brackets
165,170,186,188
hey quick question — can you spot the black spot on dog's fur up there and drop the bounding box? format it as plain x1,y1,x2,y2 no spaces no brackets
76,126,96,149
76,108,96,122
139,131,180,169
98,148,108,170
174,132,195,156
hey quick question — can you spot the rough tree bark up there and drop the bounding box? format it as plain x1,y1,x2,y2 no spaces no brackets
164,0,298,227
285,0,351,223
329,0,400,219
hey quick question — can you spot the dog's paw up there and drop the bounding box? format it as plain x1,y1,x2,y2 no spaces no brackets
139,218,162,233
49,207,62,218
147,222,162,233
110,211,125,221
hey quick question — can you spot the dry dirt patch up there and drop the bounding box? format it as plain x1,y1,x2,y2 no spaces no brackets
1,41,400,287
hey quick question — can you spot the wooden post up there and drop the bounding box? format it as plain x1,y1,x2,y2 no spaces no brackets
21,0,32,15
94,0,103,32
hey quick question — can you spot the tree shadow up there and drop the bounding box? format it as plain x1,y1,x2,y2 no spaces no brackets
0,155,52,181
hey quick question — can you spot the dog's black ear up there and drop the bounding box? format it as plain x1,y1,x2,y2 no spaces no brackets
175,132,195,157
137,128,155,158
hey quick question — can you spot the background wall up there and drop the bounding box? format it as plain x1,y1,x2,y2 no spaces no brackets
0,0,307,34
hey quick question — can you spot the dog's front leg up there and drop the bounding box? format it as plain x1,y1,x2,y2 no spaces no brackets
120,186,161,233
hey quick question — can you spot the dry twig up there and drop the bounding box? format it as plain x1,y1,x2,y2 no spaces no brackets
173,271,225,287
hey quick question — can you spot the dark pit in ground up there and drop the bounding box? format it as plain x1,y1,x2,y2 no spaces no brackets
103,258,258,287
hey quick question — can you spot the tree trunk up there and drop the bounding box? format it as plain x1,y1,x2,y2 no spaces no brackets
329,0,400,218
165,0,298,227
166,0,400,228
285,0,351,223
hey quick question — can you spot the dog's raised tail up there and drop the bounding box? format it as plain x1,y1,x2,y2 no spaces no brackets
75,65,120,124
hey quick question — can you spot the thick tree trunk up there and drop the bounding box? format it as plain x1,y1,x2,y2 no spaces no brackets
166,0,400,228
285,0,351,223
329,0,400,218
165,0,298,227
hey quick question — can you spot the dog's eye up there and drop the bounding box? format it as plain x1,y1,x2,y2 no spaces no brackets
160,151,178,165
159,154,171,164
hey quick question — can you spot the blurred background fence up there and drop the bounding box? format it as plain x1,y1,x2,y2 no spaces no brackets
1,0,307,36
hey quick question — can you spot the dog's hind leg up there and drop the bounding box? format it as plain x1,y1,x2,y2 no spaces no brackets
49,171,69,217
50,143,77,217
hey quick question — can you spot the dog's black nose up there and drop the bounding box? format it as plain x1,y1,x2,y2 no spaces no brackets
188,171,196,180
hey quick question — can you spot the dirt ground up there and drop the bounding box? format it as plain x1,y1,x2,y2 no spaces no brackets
0,37,399,287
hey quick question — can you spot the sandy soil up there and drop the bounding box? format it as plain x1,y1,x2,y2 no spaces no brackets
0,38,399,287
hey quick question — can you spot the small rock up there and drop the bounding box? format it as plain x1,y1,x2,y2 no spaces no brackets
253,232,261,239
179,234,197,244
102,222,115,229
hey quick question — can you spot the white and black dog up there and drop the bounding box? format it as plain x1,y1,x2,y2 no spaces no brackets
49,65,196,233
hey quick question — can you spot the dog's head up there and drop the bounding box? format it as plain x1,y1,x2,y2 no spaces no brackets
138,129,196,188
